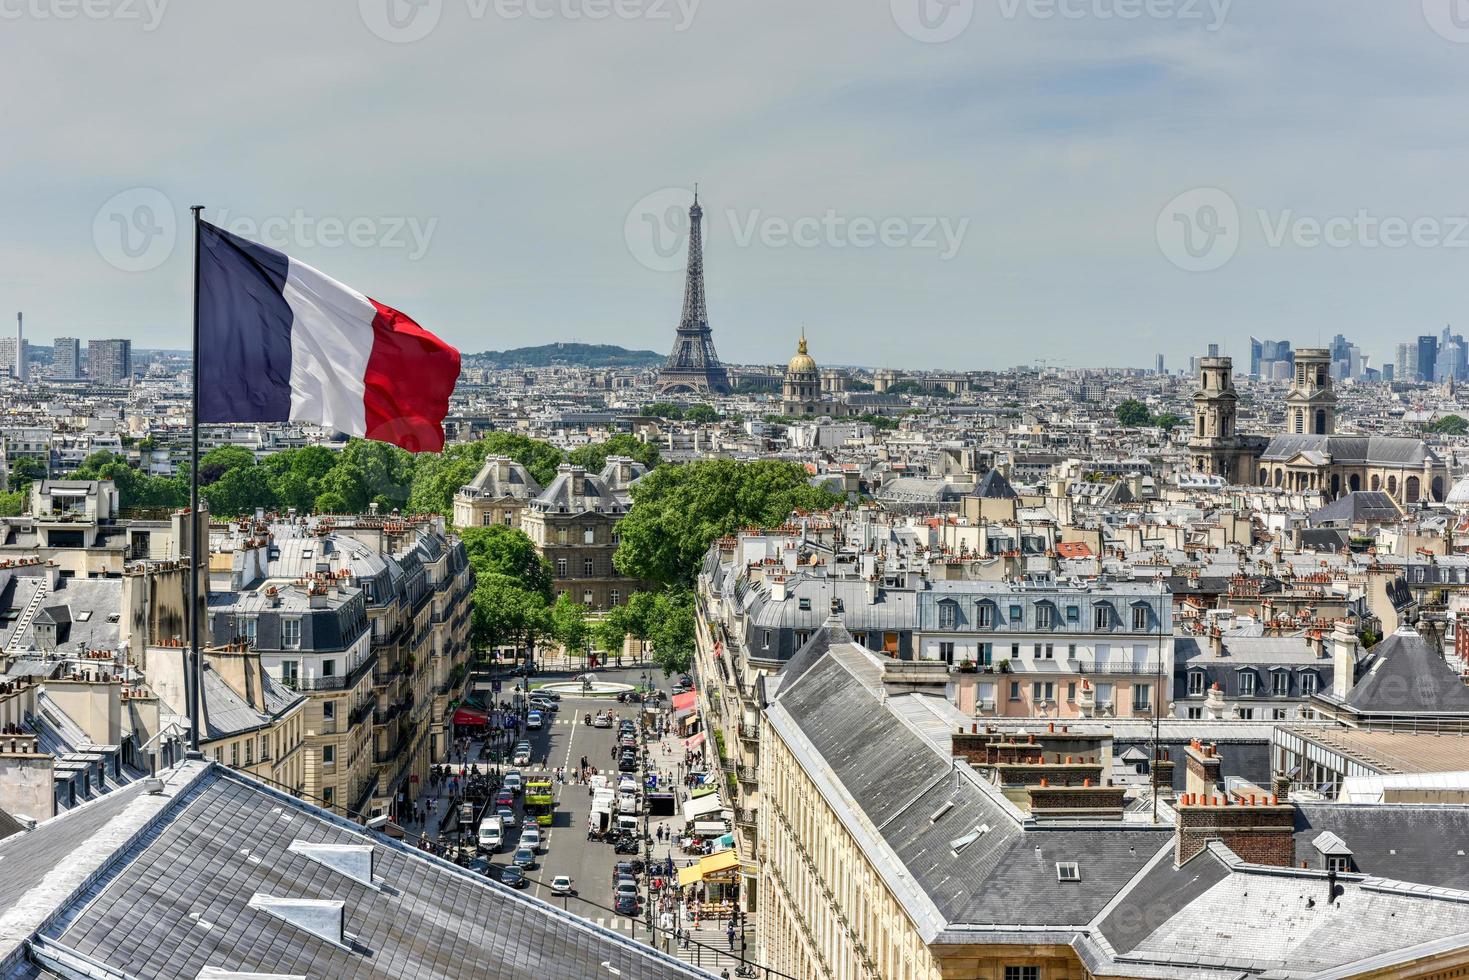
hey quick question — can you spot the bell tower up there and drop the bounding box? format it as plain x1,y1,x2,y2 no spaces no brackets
1190,356,1243,480
1286,348,1335,436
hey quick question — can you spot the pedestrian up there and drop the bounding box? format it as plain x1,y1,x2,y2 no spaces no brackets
727,924,735,950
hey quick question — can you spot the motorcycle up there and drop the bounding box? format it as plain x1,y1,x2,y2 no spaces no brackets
584,713,592,726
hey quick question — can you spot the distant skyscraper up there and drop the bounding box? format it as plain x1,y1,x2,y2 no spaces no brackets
1382,362,1394,382
87,339,132,384
1417,335,1438,383
53,338,80,379
1207,343,1220,358
1249,336,1263,377
1155,354,1165,375
1396,342,1417,383
0,314,26,382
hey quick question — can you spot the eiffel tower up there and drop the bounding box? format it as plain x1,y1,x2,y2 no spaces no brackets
656,188,731,395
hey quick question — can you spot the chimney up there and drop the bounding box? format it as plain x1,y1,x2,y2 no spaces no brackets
864,575,878,605
1209,627,1224,657
1174,794,1295,866
1331,621,1359,700
1150,748,1176,798
1184,740,1222,799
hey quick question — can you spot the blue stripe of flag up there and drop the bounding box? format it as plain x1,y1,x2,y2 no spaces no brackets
198,221,294,423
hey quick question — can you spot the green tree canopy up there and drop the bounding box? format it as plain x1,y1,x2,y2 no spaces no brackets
1152,411,1186,431
682,404,720,424
7,456,47,490
565,433,660,474
548,592,590,656
613,459,843,588
1115,399,1152,427
1430,414,1469,436
470,572,550,652
458,524,553,599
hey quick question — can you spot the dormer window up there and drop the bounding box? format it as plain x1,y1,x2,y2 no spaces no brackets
938,600,958,629
1188,671,1205,696
1238,670,1257,696
798,598,811,612
976,602,994,629
1131,604,1149,631
1094,605,1113,630
1036,602,1055,629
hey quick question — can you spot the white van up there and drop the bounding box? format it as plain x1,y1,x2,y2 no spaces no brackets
478,816,504,853
618,789,640,815
616,814,640,836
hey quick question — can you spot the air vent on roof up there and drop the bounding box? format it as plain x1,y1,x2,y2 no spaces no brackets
928,800,955,824
197,969,307,980
247,894,348,949
287,840,378,889
948,823,990,854
1056,862,1081,881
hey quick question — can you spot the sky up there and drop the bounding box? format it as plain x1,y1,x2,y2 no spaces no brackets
3,0,1469,371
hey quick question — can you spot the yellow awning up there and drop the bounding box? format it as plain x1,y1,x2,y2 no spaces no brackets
677,848,741,887
698,849,740,877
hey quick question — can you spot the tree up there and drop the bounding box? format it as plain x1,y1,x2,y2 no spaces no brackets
0,490,26,516
566,433,660,475
682,404,720,424
1115,399,1151,427
1430,414,1469,436
549,593,590,659
645,590,696,674
613,459,844,589
7,456,47,490
202,464,278,517
471,572,550,653
263,445,338,513
641,401,684,420
1152,412,1185,431
198,446,255,486
458,524,554,599
887,379,952,398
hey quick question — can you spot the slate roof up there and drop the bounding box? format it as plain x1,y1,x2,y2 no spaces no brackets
1328,628,1469,716
973,468,1018,500
1292,804,1469,889
0,765,711,980
1259,433,1439,467
1309,490,1401,526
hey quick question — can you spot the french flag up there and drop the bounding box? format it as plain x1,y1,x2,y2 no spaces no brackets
197,221,460,453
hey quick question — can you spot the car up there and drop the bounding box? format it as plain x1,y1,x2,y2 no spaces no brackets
495,790,515,809
619,734,637,749
536,689,561,702
526,710,544,730
503,771,523,794
618,756,638,773
513,744,532,766
513,846,535,869
614,861,639,881
521,825,542,852
500,865,528,888
551,874,575,896
614,893,638,915
678,674,693,688
614,877,638,898
529,699,557,714
467,857,493,876
594,712,613,728
496,806,516,827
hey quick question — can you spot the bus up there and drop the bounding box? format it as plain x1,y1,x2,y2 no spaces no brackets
524,780,555,826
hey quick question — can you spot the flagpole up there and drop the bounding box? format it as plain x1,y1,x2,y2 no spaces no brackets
188,204,204,758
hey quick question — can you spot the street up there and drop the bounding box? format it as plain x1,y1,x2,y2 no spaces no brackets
402,662,755,976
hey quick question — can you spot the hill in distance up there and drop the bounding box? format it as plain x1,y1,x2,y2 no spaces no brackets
466,343,666,369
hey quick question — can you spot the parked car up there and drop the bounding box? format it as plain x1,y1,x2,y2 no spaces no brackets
513,846,536,869
526,710,544,730
551,874,575,896
614,861,639,881
614,877,638,898
501,865,528,888
503,771,523,794
678,674,693,689
618,755,638,773
467,857,493,876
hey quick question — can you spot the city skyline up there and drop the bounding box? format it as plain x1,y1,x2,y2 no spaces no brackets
6,2,1469,368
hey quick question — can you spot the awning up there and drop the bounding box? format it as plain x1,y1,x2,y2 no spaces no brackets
692,820,729,836
683,731,706,749
672,691,697,712
682,793,725,821
676,847,741,886
451,707,489,726
691,784,718,799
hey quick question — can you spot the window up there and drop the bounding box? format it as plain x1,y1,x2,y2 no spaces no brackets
978,642,992,666
556,559,568,577
230,742,239,766
976,603,994,628
483,514,495,526
557,529,567,545
1068,643,1077,659
281,661,299,687
1041,643,1054,659
1132,605,1149,631
323,745,336,765
584,527,595,544
938,641,955,664
1067,682,1076,702
1096,682,1114,706
1300,673,1318,695
938,601,957,629
1272,708,1289,720
236,616,257,645
1037,604,1054,629
322,701,336,721
798,598,811,612
584,559,595,577
323,659,336,677
1066,605,1079,623
1009,604,1023,622
1186,706,1203,719
1327,855,1351,873
1272,671,1290,696
244,740,253,765
762,631,771,650
1133,684,1151,711
1188,672,1205,696
1011,643,1021,660
1055,862,1080,882
583,590,594,605
1032,681,1054,702
1009,681,1021,701
1094,606,1111,629
1237,708,1254,720
1239,671,1257,696
281,618,301,649
610,589,620,606
323,787,334,807
1005,967,1040,980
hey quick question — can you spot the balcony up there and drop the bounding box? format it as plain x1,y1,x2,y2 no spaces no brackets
289,651,379,692
737,722,759,745
350,698,375,727
736,764,758,784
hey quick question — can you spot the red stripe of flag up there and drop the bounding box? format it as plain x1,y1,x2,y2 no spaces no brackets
363,299,461,453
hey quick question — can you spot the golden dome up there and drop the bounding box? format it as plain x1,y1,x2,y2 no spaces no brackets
787,334,817,374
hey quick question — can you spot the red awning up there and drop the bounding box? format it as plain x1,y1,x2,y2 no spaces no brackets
672,691,698,712
684,731,707,749
452,707,489,726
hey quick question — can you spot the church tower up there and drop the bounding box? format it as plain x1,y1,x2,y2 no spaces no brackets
1285,348,1336,435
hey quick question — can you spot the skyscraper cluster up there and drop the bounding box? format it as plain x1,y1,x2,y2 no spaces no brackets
1393,328,1466,383
1248,337,1293,380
